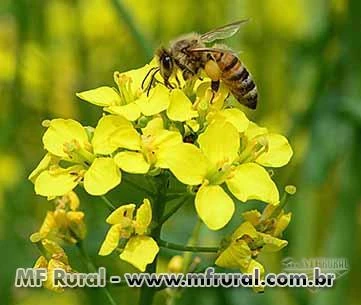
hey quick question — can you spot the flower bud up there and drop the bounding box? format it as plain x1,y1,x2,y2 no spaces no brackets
168,255,184,273
285,185,297,195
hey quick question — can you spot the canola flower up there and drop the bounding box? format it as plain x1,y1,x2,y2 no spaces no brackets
29,59,294,298
30,191,86,244
33,239,73,292
98,199,159,271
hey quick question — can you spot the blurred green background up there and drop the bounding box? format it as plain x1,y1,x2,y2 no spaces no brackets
1,0,360,305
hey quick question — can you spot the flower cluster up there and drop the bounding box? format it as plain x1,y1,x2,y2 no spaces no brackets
29,59,293,280
98,199,159,271
33,239,73,292
29,192,85,291
215,192,293,291
30,191,86,244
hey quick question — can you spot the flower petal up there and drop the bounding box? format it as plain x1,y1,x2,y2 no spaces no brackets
215,239,251,269
210,108,249,133
119,236,159,272
274,212,292,237
198,121,239,166
29,153,59,182
67,191,80,211
43,119,89,158
244,122,268,139
34,256,48,268
30,212,56,242
226,163,279,204
106,204,136,225
98,224,123,256
241,210,262,226
167,89,198,121
186,119,200,132
231,221,258,240
92,115,141,154
256,133,293,167
114,152,150,174
115,60,157,93
76,86,121,107
153,130,183,157
157,143,209,185
83,158,121,196
195,185,235,230
105,103,141,121
134,198,152,235
34,166,81,197
258,233,288,252
136,85,170,116
142,117,164,136
46,259,71,292
240,259,265,292
42,239,67,258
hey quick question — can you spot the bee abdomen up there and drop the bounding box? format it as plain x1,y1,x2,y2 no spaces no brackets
225,65,258,109
236,76,256,94
242,88,258,109
213,52,223,62
212,51,258,109
227,66,249,81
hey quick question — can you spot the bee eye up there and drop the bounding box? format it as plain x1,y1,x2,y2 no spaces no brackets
162,55,172,70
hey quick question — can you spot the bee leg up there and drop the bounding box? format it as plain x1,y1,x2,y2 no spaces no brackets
175,74,181,88
146,80,153,96
141,67,158,90
211,80,220,92
209,80,220,104
164,79,175,89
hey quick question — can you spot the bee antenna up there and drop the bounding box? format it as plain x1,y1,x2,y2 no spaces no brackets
141,67,159,90
145,68,160,96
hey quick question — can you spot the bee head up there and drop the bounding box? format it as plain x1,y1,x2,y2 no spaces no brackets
156,48,174,82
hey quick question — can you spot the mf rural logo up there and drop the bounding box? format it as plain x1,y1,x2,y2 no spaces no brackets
282,257,349,292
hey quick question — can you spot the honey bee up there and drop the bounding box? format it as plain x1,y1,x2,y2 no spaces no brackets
145,20,258,109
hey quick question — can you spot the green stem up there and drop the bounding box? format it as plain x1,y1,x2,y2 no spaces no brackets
165,192,188,197
138,174,167,305
158,239,219,253
182,218,202,273
101,195,117,211
34,242,51,260
159,195,191,225
76,241,118,305
109,0,153,59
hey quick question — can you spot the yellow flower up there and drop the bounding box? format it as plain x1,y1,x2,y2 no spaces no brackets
195,82,230,114
240,122,293,167
99,199,159,272
30,117,124,197
76,62,157,121
77,60,191,121
157,120,280,230
113,117,183,174
215,221,287,291
166,89,198,122
243,206,292,238
33,239,73,292
30,192,86,244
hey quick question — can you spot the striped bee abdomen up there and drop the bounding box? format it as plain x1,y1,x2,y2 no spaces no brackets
213,51,258,109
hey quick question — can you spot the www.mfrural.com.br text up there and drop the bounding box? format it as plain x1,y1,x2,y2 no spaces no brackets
14,267,336,289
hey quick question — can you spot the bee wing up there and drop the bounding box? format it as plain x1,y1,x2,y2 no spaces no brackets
200,19,249,43
189,47,239,57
